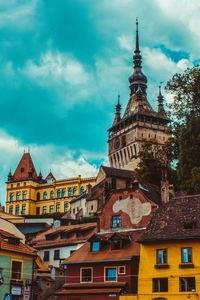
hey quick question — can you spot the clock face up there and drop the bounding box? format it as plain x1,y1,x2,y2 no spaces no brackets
114,137,120,149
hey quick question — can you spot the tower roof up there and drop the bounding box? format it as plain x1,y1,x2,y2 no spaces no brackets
45,171,55,180
12,153,38,182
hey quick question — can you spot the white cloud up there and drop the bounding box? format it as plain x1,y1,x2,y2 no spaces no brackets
23,51,91,86
117,35,133,51
0,0,38,29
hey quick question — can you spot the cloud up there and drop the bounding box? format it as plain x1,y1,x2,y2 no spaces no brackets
0,0,38,29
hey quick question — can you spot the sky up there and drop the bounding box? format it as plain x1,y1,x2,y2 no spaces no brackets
0,0,200,205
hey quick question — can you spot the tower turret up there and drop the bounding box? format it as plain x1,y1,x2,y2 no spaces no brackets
157,85,166,115
112,95,121,126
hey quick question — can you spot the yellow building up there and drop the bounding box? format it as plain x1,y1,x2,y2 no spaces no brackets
6,152,96,216
120,195,200,300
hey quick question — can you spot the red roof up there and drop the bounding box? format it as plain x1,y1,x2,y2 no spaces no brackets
0,229,37,257
63,229,144,264
12,153,38,181
45,171,55,180
29,223,97,249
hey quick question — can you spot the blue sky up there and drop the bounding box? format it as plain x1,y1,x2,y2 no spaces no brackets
0,0,199,205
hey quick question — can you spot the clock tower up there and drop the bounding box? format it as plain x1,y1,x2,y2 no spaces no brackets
108,20,170,171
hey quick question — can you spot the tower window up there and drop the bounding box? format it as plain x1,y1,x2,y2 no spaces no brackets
57,190,61,198
10,193,14,201
69,188,72,196
62,189,65,197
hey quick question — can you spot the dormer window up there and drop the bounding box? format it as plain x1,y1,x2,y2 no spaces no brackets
112,240,121,250
92,241,100,251
47,178,53,184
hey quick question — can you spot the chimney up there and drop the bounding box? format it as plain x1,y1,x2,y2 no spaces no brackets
161,169,169,204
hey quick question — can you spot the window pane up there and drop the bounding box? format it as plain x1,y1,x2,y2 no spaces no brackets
157,249,167,264
92,242,100,251
106,268,116,281
12,261,22,279
82,269,92,282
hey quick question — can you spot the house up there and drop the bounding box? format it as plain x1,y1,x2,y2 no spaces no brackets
29,222,97,267
0,228,37,299
54,179,161,299
122,194,200,300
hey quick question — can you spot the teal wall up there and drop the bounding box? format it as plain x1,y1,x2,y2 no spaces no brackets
0,253,33,299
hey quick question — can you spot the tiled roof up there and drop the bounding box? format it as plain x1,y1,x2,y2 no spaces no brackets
138,195,200,243
35,255,50,272
12,153,38,181
29,223,97,249
63,229,144,264
0,229,37,257
45,171,55,180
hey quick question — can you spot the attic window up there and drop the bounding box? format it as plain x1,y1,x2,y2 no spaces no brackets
20,168,24,173
112,240,121,250
184,221,197,229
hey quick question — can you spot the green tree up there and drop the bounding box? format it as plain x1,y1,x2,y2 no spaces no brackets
166,65,200,194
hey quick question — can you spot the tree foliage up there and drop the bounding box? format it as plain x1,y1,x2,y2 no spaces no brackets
166,65,200,122
135,138,176,187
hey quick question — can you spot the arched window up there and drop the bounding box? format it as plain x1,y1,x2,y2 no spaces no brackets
57,190,61,198
68,188,72,196
17,192,20,200
62,189,65,197
10,193,14,201
50,191,54,199
44,191,47,200
81,187,84,195
9,207,13,214
23,191,27,200
73,187,77,195
37,192,40,200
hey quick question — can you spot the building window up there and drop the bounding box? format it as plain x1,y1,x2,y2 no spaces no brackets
54,250,60,260
69,188,72,196
118,266,126,275
10,193,14,201
105,267,117,281
43,191,47,200
157,249,167,264
56,204,60,212
36,207,40,215
16,206,19,216
112,215,121,228
73,187,77,195
22,205,26,215
9,207,13,215
153,278,168,292
50,205,54,213
23,191,26,200
64,203,69,212
50,191,54,199
43,206,47,214
180,277,195,292
37,192,40,200
11,260,22,280
44,251,49,262
17,192,20,200
81,187,84,194
181,248,192,263
91,242,100,251
62,189,65,197
91,205,93,211
57,190,61,198
81,268,92,282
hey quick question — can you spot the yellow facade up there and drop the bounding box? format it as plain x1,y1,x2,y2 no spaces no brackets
120,241,200,300
6,175,96,216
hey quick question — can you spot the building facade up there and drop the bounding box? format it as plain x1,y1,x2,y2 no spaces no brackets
108,20,170,171
6,152,96,216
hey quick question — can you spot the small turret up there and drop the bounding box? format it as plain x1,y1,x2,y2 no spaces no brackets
157,85,166,115
112,95,121,126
